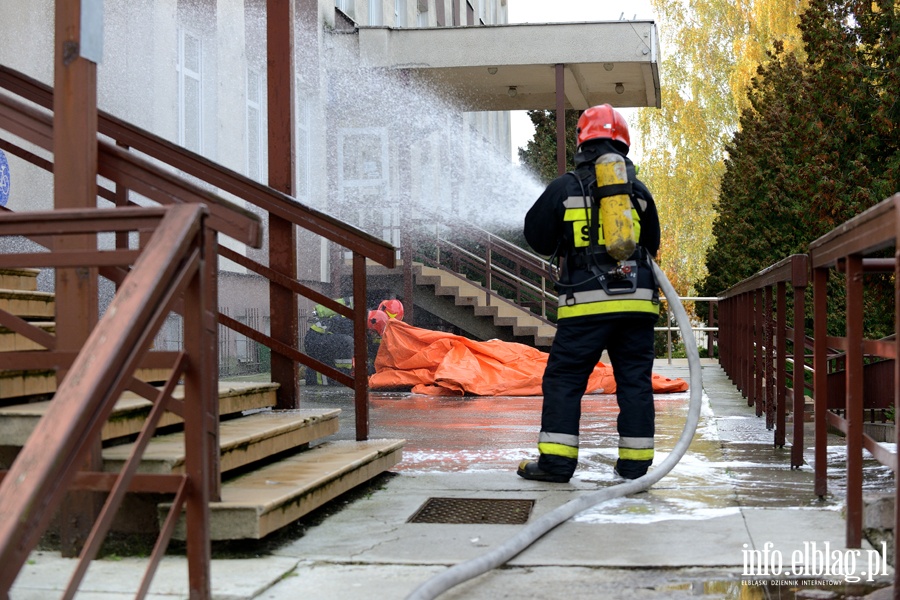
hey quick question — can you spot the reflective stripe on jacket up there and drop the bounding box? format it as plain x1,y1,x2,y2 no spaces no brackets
558,196,659,320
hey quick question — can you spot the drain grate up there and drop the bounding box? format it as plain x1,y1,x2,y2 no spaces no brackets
407,497,534,524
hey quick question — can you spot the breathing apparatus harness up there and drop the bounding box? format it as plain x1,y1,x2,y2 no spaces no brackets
546,154,655,306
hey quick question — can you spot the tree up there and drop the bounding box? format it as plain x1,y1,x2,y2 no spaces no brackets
635,0,810,296
704,0,900,338
517,110,580,185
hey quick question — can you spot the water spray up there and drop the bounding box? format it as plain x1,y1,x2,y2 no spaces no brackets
405,259,704,600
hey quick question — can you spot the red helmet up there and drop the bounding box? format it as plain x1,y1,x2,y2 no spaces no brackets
378,299,404,321
576,104,630,149
367,309,389,335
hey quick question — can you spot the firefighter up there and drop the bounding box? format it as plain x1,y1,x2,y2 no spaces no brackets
304,297,354,385
517,104,661,482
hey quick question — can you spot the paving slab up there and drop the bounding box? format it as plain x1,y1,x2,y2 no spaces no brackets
11,552,299,600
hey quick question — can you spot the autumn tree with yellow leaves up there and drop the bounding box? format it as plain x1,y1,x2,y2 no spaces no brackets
634,0,809,295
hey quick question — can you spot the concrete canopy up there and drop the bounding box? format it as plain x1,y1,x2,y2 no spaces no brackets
355,21,660,112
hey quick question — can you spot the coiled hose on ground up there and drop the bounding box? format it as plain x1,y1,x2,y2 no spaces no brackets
405,260,705,600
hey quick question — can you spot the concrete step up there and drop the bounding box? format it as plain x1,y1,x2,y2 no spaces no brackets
166,438,405,540
0,289,55,320
414,264,556,349
510,323,539,337
0,268,39,292
535,334,555,348
102,408,340,474
0,381,278,447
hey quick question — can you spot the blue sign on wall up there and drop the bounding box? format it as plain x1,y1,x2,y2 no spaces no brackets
0,149,9,207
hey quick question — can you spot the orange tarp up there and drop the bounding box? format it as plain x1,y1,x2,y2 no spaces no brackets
369,320,688,397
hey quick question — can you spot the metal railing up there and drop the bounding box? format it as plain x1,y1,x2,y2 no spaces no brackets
718,255,809,467
0,61,402,597
0,205,233,599
404,217,558,325
808,195,899,554
717,194,900,587
0,64,395,440
656,295,718,362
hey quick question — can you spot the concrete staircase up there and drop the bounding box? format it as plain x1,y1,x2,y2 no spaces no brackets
0,267,403,542
413,264,556,350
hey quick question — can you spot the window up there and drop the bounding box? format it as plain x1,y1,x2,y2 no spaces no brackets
337,128,397,247
246,68,265,182
369,0,383,25
335,0,351,15
416,0,428,26
395,0,407,26
177,28,203,153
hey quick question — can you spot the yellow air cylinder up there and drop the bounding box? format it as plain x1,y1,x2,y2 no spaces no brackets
595,153,635,261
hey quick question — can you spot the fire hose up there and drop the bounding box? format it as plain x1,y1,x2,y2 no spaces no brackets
406,259,704,600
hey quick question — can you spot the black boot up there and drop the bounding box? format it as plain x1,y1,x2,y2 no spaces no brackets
517,460,571,483
614,458,652,480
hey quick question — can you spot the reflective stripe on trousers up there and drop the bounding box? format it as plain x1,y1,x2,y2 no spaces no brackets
618,436,654,461
538,431,579,459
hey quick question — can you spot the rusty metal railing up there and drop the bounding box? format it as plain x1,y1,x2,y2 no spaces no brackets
807,194,899,559
0,64,395,439
718,194,900,586
405,217,558,325
0,205,228,599
718,255,810,467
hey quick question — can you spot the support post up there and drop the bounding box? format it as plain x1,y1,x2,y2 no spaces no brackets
555,63,566,176
894,227,900,591
844,254,863,548
813,267,828,497
54,0,100,558
267,0,299,408
182,226,213,599
791,256,808,469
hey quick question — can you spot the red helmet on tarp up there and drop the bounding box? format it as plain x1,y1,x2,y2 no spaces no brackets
367,309,389,335
378,299,404,321
576,104,630,150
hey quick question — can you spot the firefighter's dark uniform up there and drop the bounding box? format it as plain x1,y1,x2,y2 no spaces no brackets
304,299,354,385
522,139,661,481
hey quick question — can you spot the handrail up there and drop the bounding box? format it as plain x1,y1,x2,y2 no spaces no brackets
716,193,900,580
654,296,719,362
438,237,557,305
807,194,900,554
0,63,395,438
0,205,218,599
409,217,558,324
717,254,809,468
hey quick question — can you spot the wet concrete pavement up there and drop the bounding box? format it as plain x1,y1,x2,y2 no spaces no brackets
11,361,896,599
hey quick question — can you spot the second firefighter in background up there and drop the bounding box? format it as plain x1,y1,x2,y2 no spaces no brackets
518,104,661,483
